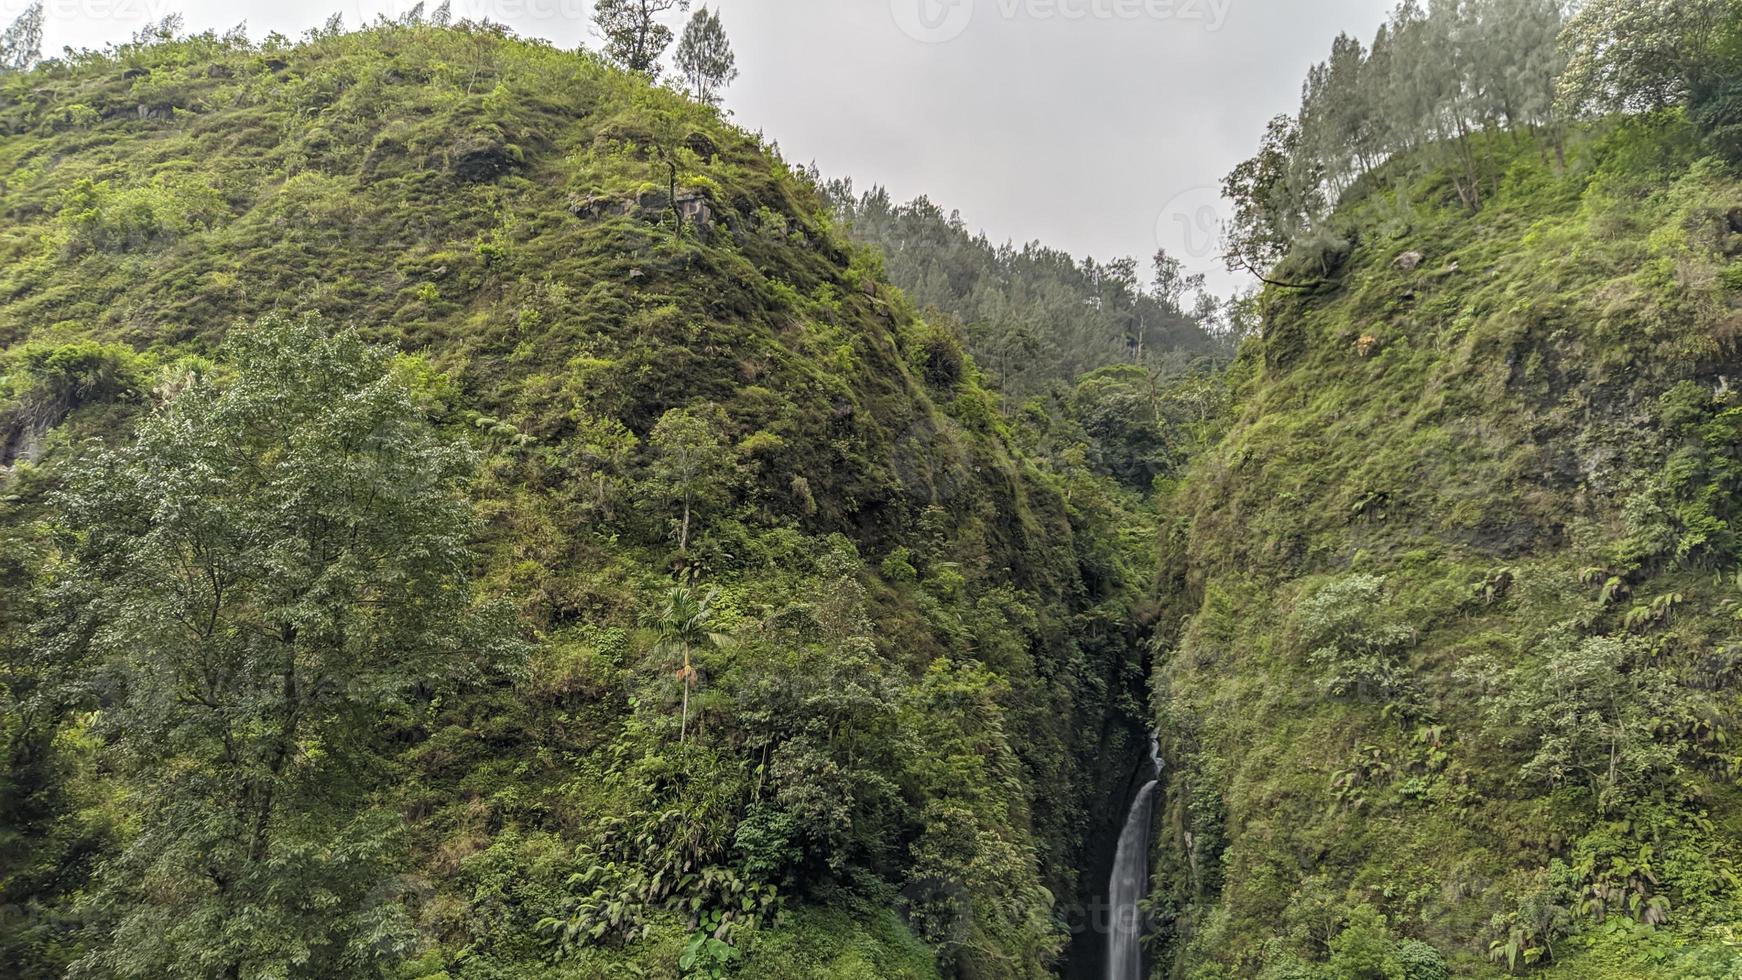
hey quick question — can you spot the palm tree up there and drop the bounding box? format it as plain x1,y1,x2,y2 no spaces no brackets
652,584,731,743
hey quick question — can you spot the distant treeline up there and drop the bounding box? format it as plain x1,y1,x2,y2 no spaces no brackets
820,178,1222,398
1226,0,1742,283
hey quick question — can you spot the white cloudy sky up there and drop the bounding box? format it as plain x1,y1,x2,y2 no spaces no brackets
23,0,1397,295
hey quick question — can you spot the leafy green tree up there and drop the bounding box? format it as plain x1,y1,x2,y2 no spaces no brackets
594,0,690,77
1557,0,1733,116
674,6,738,106
1151,248,1206,317
1326,905,1403,980
1487,632,1689,812
566,410,639,522
1222,114,1325,282
0,1,41,73
1297,574,1418,702
646,405,734,554
52,315,515,979
650,585,731,743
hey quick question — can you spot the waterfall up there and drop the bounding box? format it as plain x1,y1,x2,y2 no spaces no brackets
1106,735,1162,980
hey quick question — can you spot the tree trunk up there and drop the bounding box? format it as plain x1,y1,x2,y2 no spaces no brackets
679,492,691,553
679,646,692,742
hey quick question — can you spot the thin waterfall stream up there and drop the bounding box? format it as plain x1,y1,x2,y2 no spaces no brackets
1106,734,1162,980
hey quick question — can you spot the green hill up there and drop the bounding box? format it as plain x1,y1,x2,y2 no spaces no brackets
0,22,1161,980
1152,116,1742,978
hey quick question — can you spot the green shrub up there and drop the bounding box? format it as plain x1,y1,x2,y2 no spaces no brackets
1,341,145,422
56,174,228,253
1392,939,1447,980
1326,905,1400,980
1295,575,1416,702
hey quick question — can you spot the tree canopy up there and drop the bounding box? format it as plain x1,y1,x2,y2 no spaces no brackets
50,315,518,979
674,6,738,106
594,0,690,77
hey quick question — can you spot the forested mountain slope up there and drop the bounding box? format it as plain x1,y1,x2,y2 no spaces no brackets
0,22,1163,979
1153,116,1742,978
822,185,1220,399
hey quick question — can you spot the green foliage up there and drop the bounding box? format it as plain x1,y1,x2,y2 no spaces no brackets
1155,109,1742,978
1392,939,1448,980
56,175,229,254
0,341,145,438
0,21,1163,980
673,6,737,106
0,2,41,73
650,584,732,742
49,314,521,979
645,406,736,554
594,0,689,77
1296,575,1417,702
826,184,1218,396
1558,0,1738,117
1326,905,1403,979
1482,631,1690,810
1615,381,1742,568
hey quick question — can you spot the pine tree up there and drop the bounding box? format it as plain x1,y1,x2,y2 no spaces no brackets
674,6,738,106
0,1,42,73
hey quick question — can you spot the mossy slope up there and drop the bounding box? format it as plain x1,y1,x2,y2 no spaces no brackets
0,22,1158,979
1155,117,1742,978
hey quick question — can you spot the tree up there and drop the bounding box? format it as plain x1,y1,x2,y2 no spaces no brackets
567,410,639,521
646,405,734,554
594,0,690,77
1557,0,1732,116
53,315,517,979
824,184,1215,395
674,6,738,106
651,584,731,743
1487,633,1690,813
0,1,42,73
1221,114,1325,282
1151,249,1205,316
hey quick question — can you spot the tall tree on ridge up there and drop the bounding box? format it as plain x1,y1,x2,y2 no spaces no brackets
0,1,43,73
674,6,739,106
594,0,690,77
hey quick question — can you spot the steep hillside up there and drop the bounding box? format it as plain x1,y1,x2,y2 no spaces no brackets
1153,116,1742,977
0,22,1159,980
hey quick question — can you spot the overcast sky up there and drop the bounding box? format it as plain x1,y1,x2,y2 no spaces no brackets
26,0,1397,295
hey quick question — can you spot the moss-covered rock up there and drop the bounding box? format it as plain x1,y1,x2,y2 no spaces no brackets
1154,116,1742,977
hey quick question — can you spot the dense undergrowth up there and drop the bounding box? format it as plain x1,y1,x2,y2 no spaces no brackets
0,22,1174,979
1153,115,1742,978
